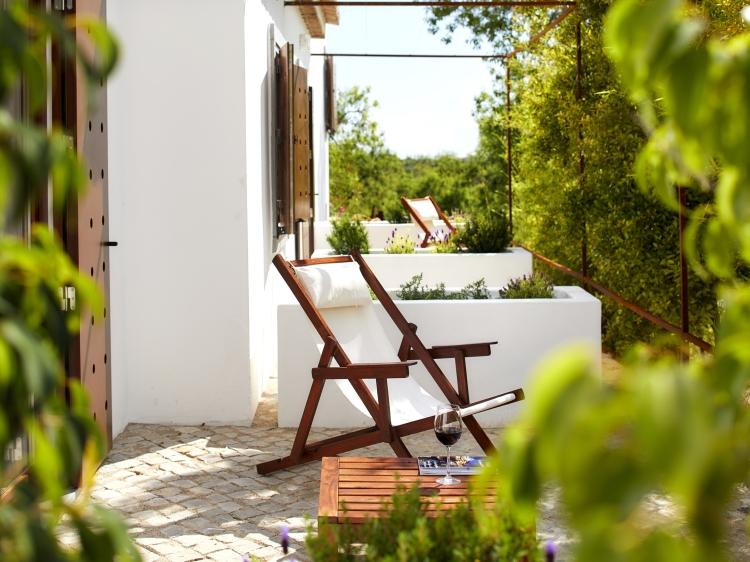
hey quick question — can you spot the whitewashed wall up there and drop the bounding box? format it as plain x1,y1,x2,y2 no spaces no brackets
107,1,331,436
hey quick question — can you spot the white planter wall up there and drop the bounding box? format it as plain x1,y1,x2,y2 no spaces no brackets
278,287,601,429
315,221,452,250
310,248,534,288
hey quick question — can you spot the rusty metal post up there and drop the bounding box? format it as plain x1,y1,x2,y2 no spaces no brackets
576,20,587,291
506,62,513,237
678,186,689,360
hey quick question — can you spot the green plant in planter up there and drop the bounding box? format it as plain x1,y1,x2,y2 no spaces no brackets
429,227,462,253
384,228,416,254
305,484,541,561
396,274,491,300
327,217,370,255
454,212,511,253
498,272,555,299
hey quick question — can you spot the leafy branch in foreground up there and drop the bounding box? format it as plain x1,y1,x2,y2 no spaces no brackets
484,1,750,561
0,4,139,561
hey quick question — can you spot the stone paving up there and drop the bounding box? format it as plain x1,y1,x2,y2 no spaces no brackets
80,364,750,561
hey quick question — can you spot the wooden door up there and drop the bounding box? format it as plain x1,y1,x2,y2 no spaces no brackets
52,0,113,450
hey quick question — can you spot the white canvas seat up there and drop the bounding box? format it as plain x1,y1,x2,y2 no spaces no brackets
256,252,524,476
401,196,457,247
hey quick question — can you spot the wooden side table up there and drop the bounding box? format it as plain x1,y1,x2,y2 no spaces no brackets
318,457,494,526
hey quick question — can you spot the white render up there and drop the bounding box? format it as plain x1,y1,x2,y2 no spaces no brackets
107,0,331,435
277,287,601,428
311,247,533,288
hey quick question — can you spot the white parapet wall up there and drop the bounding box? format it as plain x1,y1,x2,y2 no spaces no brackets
311,247,533,288
277,287,601,429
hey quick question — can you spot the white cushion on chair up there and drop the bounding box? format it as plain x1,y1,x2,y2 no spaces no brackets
296,262,372,309
410,199,439,221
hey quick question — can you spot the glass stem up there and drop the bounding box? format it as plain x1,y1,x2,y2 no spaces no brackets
446,446,451,479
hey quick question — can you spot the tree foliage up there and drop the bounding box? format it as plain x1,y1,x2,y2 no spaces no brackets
427,0,742,354
0,3,139,560
328,87,509,221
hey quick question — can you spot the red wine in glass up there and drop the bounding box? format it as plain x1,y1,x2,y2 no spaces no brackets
434,404,463,485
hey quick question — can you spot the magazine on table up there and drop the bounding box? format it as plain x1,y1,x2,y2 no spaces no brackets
417,456,490,476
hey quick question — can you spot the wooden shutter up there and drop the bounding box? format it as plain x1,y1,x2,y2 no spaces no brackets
324,55,337,132
293,66,310,224
276,43,293,235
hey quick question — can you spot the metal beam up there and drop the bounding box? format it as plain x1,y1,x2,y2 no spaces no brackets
286,1,576,6
311,53,506,58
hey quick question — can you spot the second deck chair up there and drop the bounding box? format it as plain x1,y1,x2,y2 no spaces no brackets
401,196,457,247
256,250,524,475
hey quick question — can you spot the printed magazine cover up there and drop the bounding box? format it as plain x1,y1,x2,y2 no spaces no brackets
417,456,490,476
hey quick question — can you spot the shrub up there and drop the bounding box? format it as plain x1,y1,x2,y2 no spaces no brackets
305,484,541,561
384,228,416,254
454,212,511,253
383,199,410,223
498,272,555,299
327,217,370,255
396,274,490,300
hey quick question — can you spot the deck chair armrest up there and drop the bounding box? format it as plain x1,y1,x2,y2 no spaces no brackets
458,389,525,418
407,342,497,360
312,361,417,380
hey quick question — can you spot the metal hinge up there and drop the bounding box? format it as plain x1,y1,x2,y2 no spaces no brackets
54,0,74,10
59,287,76,311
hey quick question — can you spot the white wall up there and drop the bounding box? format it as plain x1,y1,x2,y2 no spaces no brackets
108,0,250,433
107,1,332,436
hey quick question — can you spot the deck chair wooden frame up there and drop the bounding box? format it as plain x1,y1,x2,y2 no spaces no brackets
256,250,524,475
401,196,457,247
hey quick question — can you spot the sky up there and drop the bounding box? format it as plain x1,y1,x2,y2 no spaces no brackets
325,7,497,159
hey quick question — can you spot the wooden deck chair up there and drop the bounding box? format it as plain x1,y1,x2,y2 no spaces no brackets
401,196,456,247
256,250,524,475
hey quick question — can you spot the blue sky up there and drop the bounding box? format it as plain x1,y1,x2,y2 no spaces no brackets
325,7,497,158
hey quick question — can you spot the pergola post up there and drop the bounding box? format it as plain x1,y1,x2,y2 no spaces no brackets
678,186,689,360
506,63,513,237
576,20,587,291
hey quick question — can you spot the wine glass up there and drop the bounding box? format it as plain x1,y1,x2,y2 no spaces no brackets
434,403,463,485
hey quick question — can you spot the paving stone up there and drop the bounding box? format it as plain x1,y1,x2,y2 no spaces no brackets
193,539,226,554
92,406,750,562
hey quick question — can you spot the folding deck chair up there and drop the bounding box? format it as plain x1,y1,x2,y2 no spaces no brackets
401,196,457,247
256,250,524,475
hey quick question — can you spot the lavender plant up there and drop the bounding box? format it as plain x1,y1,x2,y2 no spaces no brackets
429,227,462,253
384,228,416,254
498,272,555,299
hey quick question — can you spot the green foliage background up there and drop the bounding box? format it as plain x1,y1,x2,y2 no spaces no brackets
328,87,509,222
331,0,748,355
426,0,750,354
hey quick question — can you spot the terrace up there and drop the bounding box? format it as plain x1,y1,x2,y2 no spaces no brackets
2,0,749,561
86,355,750,562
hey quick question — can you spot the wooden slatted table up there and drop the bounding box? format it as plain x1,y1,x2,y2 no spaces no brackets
318,457,495,525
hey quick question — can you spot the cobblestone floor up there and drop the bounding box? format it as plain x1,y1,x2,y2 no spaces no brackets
83,365,750,561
